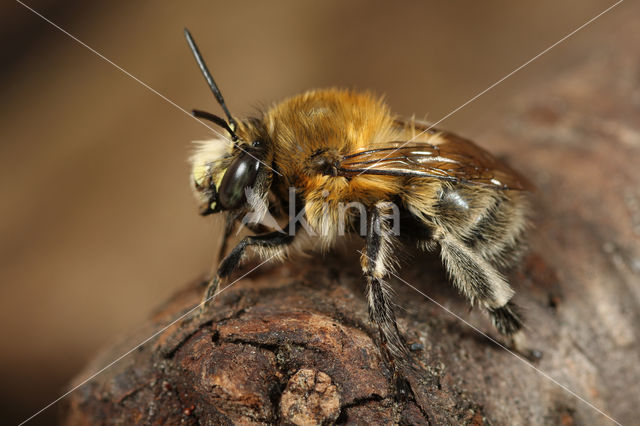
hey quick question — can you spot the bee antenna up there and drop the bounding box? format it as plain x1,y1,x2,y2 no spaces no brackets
192,109,239,141
184,28,238,132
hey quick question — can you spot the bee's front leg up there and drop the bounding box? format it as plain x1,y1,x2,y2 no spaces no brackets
201,274,222,311
200,227,294,312
217,213,239,262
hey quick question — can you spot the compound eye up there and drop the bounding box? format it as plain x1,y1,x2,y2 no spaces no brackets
218,152,261,210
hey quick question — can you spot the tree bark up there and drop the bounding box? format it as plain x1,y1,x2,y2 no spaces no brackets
64,18,640,426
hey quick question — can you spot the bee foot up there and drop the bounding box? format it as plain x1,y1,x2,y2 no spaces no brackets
504,334,543,362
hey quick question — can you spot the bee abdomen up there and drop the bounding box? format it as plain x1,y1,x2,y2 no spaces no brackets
436,189,528,269
461,192,528,268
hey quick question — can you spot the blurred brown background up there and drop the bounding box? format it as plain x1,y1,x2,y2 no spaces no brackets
0,1,630,423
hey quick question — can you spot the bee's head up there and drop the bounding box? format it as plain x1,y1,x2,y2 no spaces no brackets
191,126,271,216
185,28,272,216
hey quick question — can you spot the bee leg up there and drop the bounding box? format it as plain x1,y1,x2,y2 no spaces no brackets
487,300,523,335
217,213,238,262
361,203,410,399
200,274,222,312
437,231,523,335
218,228,293,277
200,227,295,313
218,212,274,262
243,222,272,235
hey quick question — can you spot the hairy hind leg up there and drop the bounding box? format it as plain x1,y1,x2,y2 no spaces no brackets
437,231,523,335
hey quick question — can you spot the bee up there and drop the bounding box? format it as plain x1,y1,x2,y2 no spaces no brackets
185,29,530,368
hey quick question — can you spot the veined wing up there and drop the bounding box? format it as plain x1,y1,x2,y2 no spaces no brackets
337,132,530,190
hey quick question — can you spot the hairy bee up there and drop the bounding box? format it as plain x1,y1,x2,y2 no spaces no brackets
185,30,530,366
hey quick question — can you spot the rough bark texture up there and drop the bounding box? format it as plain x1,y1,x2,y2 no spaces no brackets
64,21,639,426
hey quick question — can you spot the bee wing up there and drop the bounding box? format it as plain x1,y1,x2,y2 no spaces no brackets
337,132,530,190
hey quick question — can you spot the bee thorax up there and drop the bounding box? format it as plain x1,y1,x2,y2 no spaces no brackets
306,148,342,176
